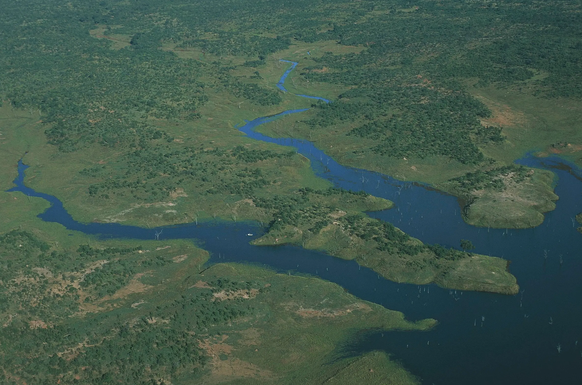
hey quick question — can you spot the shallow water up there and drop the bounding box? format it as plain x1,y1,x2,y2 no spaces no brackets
7,60,582,384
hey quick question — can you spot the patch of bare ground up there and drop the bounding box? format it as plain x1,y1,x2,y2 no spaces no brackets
131,300,146,308
281,301,372,319
235,198,256,207
475,95,527,128
200,335,233,356
3,314,14,328
32,267,53,278
99,272,153,302
172,254,188,263
328,210,347,219
57,339,92,361
100,201,177,223
200,335,274,383
169,188,188,199
88,26,130,49
547,142,582,155
213,288,259,301
308,66,329,73
29,320,48,329
192,280,212,289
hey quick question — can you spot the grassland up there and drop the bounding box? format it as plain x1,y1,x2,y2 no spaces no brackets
471,86,582,168
0,225,434,384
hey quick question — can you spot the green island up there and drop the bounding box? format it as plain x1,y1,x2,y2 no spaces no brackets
1,0,580,382
250,188,517,294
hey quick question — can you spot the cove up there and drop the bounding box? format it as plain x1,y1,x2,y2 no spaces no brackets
7,60,582,385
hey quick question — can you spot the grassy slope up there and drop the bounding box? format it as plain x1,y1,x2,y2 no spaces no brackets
472,86,582,167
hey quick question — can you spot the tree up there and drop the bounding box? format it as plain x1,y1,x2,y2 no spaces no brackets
460,239,475,251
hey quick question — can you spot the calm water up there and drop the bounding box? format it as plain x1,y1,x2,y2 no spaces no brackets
7,61,582,384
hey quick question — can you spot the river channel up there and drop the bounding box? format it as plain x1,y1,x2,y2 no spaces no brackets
8,61,582,384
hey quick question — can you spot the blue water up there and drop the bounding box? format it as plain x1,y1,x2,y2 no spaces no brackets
7,61,582,384
276,59,297,92
276,60,330,103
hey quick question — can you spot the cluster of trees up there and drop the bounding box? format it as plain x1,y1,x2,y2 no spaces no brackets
251,188,471,264
291,0,581,163
447,165,531,196
3,0,578,206
83,144,287,201
1,0,294,155
252,187,371,232
1,283,260,384
3,0,580,156
226,82,282,106
178,34,291,57
4,25,209,152
305,66,494,164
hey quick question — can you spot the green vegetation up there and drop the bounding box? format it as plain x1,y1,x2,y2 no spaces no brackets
0,229,434,384
2,104,330,227
6,0,578,381
440,165,558,228
2,0,578,230
460,240,475,252
253,0,582,228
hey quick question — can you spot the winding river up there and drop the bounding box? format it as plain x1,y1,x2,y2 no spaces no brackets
8,60,582,384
